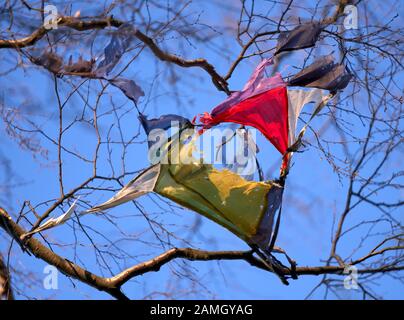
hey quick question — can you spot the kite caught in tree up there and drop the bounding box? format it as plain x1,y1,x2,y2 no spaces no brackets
196,58,332,171
88,132,284,254
22,30,352,282
22,128,289,280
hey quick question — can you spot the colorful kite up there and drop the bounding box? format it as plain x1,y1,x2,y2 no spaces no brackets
197,58,331,170
26,54,346,237
92,133,283,252
24,47,352,282
204,58,286,118
26,132,283,257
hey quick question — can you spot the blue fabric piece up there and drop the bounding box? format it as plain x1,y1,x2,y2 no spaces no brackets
275,23,322,55
288,55,352,92
139,114,192,135
96,24,134,76
110,78,144,103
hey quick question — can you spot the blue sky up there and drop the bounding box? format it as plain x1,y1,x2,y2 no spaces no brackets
0,0,402,299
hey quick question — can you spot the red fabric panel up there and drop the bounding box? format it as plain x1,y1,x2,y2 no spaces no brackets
200,86,289,155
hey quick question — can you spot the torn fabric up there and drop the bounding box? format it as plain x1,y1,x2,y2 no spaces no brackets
196,58,332,172
288,55,352,92
275,23,322,55
110,78,145,103
287,88,325,146
22,198,79,238
22,166,160,237
154,134,282,249
27,134,283,252
155,162,283,249
206,58,286,119
200,86,328,156
197,58,287,154
201,86,289,155
87,164,161,213
91,24,144,104
95,24,135,77
139,114,192,136
287,92,333,154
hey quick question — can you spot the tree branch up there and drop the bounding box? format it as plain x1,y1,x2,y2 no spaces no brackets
1,207,402,299
0,207,127,300
0,254,13,300
0,16,229,93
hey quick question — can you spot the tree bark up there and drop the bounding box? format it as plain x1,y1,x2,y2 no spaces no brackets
0,254,13,300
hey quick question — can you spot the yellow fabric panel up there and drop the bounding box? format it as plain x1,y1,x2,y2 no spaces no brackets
153,132,278,244
155,161,273,241
155,164,248,239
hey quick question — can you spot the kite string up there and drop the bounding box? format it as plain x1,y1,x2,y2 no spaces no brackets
268,195,283,253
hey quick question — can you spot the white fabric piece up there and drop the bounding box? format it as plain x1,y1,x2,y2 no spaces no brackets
86,164,161,213
23,165,161,238
287,88,326,146
22,198,79,238
294,93,334,144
